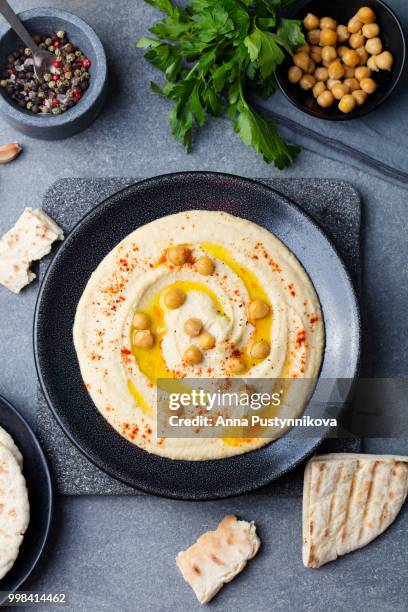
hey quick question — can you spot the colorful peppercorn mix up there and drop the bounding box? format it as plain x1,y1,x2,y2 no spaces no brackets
0,31,91,116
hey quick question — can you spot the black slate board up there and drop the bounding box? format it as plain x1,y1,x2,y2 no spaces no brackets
37,177,362,496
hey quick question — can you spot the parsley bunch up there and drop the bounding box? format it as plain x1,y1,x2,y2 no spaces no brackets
137,0,304,169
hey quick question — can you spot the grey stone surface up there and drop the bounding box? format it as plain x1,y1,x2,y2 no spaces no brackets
36,177,361,495
0,1,407,611
18,494,408,612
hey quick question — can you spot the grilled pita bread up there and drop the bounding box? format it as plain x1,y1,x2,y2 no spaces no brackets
0,426,23,469
176,515,260,604
303,453,408,568
0,444,30,580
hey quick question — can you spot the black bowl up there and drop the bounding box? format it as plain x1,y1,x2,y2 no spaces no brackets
34,172,361,500
276,0,406,121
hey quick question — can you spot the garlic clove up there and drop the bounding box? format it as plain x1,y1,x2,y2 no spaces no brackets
0,143,22,164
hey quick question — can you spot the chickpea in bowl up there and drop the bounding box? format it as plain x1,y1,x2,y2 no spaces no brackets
289,7,393,114
275,0,405,121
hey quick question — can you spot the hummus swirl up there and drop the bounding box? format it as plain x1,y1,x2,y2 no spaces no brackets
73,211,324,460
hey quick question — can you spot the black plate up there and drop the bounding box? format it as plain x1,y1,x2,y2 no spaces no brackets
34,172,361,499
276,0,406,121
0,395,53,603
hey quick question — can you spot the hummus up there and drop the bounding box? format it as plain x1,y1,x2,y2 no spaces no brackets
73,211,324,460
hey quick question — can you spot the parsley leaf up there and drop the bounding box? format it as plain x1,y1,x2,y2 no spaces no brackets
138,0,302,168
276,18,305,53
244,29,285,78
234,100,299,168
145,0,181,18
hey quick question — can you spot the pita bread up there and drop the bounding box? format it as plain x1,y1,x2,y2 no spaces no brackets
0,258,35,294
0,208,63,293
303,453,408,568
0,426,23,469
0,444,30,580
176,515,260,604
0,208,63,262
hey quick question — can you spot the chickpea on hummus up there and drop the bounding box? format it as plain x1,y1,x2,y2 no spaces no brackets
73,211,324,460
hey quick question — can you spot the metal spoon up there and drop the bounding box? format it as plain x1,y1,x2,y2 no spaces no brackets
0,0,55,79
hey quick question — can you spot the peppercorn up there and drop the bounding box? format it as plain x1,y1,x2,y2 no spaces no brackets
3,32,90,116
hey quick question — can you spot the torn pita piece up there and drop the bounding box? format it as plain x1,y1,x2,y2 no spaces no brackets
0,208,63,293
0,258,35,294
303,453,408,568
176,515,260,604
